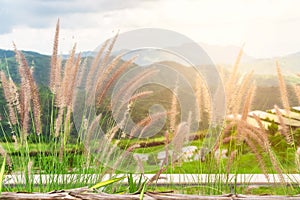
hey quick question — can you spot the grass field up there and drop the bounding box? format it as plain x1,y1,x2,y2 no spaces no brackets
0,20,300,197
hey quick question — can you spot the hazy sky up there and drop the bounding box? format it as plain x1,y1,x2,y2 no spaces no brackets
0,0,299,58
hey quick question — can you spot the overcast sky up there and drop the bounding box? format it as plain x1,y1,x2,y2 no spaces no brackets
0,0,299,58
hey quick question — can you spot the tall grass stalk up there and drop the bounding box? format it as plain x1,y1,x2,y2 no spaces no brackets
276,61,290,113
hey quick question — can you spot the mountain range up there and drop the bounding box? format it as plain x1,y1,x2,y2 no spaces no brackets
0,49,50,85
0,43,299,86
176,42,300,76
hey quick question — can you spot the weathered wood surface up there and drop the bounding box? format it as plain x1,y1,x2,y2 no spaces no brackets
1,190,300,200
0,187,300,200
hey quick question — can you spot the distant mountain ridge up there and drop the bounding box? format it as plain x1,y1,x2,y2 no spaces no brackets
0,43,300,87
0,49,15,58
174,43,300,75
199,42,255,65
229,51,300,75
0,49,51,85
109,43,300,75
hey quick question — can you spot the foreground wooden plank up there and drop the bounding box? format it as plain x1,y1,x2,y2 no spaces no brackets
1,191,300,200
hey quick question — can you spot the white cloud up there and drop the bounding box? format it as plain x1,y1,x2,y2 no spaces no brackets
0,0,300,57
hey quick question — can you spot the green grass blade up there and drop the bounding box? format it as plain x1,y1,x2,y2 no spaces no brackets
90,176,126,190
139,182,147,200
128,173,135,193
137,174,143,188
0,156,6,194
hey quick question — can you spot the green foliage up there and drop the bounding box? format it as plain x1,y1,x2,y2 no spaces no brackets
0,155,6,194
267,120,279,135
293,128,300,140
127,173,147,194
146,154,159,166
